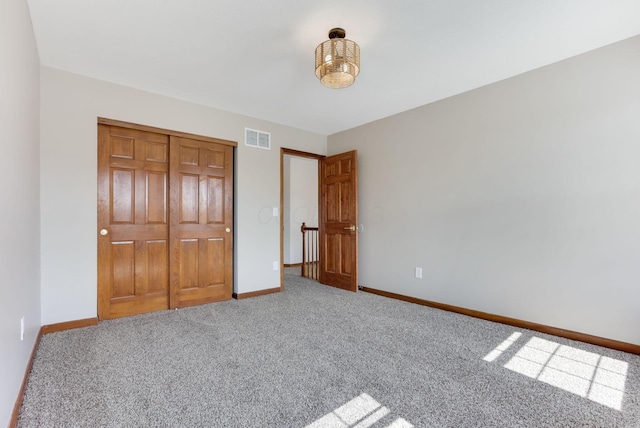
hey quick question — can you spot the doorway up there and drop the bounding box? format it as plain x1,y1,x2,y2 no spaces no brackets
279,148,359,292
280,149,323,288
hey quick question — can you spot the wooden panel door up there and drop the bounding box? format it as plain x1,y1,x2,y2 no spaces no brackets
319,150,358,292
98,125,170,319
169,136,233,308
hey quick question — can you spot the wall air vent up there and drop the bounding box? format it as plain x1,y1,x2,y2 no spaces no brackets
245,128,271,150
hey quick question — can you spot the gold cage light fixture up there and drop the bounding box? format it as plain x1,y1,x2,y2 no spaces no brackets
315,28,360,89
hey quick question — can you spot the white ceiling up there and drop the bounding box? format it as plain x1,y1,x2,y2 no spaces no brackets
27,0,640,135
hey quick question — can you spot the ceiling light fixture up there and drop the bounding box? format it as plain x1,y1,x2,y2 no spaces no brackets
315,28,360,89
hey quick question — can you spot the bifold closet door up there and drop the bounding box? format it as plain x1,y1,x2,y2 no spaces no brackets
98,125,234,320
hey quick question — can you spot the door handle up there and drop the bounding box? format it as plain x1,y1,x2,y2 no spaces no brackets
99,228,109,236
343,225,356,232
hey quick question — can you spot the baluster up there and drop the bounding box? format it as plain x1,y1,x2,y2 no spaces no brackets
310,229,314,279
301,223,306,277
313,229,317,280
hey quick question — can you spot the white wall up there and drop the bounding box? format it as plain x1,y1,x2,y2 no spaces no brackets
40,67,326,324
0,0,41,424
284,156,319,265
328,35,640,346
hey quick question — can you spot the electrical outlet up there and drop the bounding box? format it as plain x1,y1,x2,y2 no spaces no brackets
20,316,25,341
273,261,279,271
415,267,423,279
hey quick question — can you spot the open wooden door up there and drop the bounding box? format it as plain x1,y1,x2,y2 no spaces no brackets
319,150,358,292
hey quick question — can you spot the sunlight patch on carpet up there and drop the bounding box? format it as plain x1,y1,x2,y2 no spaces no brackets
306,393,413,428
484,334,628,410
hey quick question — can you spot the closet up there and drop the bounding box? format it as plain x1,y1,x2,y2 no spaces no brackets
97,119,235,319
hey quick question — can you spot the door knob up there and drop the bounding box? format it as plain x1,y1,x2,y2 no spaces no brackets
343,225,356,232
99,228,109,236
225,228,231,233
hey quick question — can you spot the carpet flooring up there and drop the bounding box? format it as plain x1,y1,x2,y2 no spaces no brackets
18,269,640,427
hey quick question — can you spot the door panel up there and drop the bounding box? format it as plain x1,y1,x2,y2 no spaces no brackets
169,136,233,308
341,234,353,274
111,241,135,297
146,172,167,223
207,177,224,223
146,240,168,292
111,169,134,222
319,150,358,292
179,174,200,223
98,125,170,319
178,239,199,289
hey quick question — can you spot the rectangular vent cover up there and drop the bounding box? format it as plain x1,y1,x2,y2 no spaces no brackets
245,128,271,150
